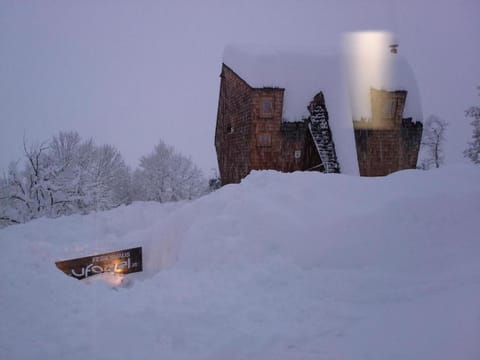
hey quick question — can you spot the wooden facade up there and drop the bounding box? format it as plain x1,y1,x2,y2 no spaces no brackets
215,64,321,185
215,64,423,183
353,89,423,176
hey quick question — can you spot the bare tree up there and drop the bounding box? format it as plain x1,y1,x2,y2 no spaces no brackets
419,115,447,170
464,87,480,164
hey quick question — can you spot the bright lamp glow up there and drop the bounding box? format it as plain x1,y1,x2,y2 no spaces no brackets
343,31,395,121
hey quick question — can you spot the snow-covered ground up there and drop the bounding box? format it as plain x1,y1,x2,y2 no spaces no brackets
1,166,479,359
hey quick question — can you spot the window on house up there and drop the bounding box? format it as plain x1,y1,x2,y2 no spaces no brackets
261,98,273,117
226,124,234,134
257,133,271,146
382,99,395,118
294,150,301,159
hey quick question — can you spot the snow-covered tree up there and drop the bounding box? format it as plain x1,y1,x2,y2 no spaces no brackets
0,131,131,227
132,140,207,203
88,143,132,210
464,89,480,164
38,132,131,215
2,140,52,222
0,170,22,227
418,115,448,170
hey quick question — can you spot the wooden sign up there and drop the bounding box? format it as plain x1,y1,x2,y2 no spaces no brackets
55,247,143,280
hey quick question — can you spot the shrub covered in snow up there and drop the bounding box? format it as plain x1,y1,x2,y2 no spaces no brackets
131,140,208,203
0,134,209,228
0,132,131,227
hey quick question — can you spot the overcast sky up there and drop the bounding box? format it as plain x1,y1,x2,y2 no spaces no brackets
1,0,479,176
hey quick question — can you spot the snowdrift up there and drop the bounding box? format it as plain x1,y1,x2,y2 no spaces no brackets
1,165,479,359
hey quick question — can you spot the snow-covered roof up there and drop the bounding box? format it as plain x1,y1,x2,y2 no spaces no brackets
223,38,423,176
223,44,341,122
223,41,423,123
342,31,423,122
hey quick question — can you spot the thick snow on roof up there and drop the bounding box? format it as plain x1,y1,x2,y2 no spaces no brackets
390,54,423,122
343,31,423,122
223,39,423,175
224,39,422,123
223,44,343,122
223,44,358,174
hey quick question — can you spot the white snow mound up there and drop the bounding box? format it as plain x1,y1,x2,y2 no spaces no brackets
1,165,479,360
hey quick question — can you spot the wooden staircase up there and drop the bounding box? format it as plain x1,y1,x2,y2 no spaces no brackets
308,93,340,173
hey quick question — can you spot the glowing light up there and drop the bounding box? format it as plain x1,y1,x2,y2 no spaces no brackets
343,31,395,122
109,274,125,287
113,258,130,273
95,272,125,287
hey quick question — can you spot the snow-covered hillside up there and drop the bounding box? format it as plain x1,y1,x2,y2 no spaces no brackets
1,166,479,360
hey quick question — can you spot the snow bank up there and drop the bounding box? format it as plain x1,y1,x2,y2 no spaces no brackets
1,165,479,359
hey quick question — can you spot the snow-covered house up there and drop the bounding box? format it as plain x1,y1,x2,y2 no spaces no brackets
215,36,423,184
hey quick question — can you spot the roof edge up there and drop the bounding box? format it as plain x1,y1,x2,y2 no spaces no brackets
222,63,285,92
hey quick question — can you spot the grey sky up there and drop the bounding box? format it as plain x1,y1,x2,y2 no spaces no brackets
1,0,479,176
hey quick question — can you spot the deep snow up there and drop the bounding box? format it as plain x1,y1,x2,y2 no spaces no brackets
1,165,479,359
